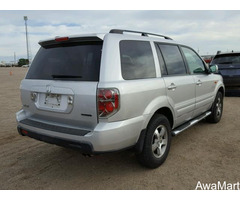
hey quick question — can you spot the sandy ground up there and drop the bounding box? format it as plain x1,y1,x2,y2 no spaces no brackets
0,67,239,190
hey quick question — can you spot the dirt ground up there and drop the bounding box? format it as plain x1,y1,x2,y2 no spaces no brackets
0,67,239,190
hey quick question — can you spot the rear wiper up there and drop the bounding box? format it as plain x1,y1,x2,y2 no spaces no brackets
218,62,233,64
52,75,82,79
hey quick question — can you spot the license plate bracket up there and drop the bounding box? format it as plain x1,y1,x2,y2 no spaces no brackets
45,93,62,107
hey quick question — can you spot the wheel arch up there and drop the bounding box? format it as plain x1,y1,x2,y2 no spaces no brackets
152,107,174,129
135,106,174,154
218,86,225,98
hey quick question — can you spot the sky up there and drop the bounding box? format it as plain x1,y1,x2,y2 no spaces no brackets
1,10,240,63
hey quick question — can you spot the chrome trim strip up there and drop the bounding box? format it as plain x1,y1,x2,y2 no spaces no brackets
172,111,211,136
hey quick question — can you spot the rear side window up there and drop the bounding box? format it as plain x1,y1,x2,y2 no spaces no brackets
120,40,156,80
26,41,102,81
158,44,187,75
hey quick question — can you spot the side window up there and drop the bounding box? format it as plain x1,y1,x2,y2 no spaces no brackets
158,44,187,75
120,40,156,80
182,47,206,74
155,44,167,76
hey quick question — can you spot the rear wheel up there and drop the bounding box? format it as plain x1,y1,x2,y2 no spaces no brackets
136,114,171,168
207,91,223,123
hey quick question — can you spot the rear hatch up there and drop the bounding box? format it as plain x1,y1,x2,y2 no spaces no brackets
20,36,103,130
217,64,240,76
211,53,240,86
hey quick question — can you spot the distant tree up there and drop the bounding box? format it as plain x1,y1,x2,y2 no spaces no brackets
18,58,29,67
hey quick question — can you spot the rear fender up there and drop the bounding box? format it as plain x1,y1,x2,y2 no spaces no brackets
141,95,175,131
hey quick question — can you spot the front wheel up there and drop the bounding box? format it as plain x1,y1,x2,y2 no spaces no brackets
136,114,171,169
207,91,223,123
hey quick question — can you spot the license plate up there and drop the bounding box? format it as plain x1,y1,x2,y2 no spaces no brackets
45,94,61,107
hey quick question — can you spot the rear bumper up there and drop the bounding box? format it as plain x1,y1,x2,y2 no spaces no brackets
16,109,145,153
222,76,240,87
17,125,94,154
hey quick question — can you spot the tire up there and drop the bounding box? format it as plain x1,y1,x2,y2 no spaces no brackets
136,114,171,169
206,91,223,123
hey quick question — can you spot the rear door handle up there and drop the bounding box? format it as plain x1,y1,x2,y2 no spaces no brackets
168,83,177,91
196,80,202,86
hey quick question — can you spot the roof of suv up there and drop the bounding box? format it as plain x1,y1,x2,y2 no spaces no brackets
38,29,177,46
215,52,240,56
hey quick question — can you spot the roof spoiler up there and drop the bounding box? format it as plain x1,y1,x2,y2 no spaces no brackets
39,36,103,47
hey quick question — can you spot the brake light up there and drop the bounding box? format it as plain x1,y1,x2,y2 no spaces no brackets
21,129,28,135
98,88,120,118
55,37,69,42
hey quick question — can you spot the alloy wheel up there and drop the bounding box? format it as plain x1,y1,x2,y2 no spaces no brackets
152,125,168,158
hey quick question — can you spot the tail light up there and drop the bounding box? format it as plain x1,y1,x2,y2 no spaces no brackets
98,88,120,118
55,37,69,42
21,129,28,135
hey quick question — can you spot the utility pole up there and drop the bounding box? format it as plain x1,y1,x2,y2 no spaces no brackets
14,52,16,65
24,16,30,64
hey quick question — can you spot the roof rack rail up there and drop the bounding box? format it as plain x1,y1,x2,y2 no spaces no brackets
109,29,173,40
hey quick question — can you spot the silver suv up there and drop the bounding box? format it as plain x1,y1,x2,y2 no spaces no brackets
16,29,224,168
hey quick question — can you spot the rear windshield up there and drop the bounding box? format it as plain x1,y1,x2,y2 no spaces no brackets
26,41,103,81
211,53,240,65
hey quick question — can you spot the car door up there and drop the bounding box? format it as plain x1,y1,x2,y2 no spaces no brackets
181,46,216,118
156,43,196,127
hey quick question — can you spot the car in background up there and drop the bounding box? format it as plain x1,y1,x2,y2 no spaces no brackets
202,55,214,64
210,52,240,93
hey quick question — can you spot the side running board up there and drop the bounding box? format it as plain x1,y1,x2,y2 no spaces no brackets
172,111,211,136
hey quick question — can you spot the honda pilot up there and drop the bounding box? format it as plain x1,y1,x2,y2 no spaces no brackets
16,29,225,168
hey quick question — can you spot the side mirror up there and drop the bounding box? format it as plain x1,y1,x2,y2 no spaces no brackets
209,64,219,74
193,67,205,74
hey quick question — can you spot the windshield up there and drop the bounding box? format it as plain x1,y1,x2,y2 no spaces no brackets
26,41,103,81
211,53,240,65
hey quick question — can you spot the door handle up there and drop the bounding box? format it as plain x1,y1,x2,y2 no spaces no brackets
196,80,202,86
168,83,177,90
